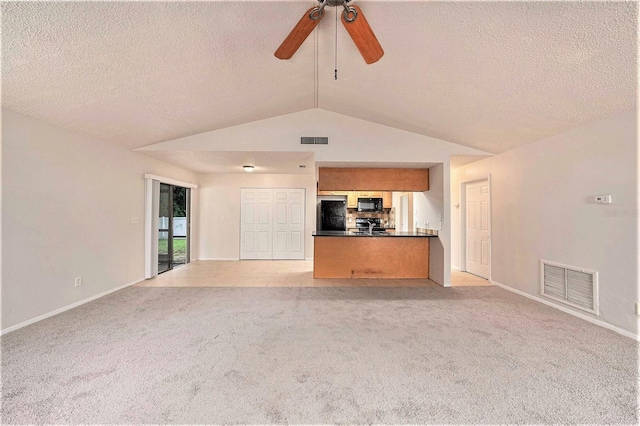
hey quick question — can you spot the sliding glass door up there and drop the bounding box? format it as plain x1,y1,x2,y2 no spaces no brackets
158,183,190,274
158,183,172,273
171,186,189,267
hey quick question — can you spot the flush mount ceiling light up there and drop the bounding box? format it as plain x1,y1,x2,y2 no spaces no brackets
243,165,254,172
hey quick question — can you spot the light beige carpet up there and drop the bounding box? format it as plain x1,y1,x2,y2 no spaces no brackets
1,286,637,424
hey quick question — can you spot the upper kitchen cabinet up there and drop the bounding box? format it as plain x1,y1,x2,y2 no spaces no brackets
382,191,392,209
357,191,383,198
347,191,358,208
317,190,348,196
318,168,429,191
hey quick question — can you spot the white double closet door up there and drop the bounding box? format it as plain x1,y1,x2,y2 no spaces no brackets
240,188,305,260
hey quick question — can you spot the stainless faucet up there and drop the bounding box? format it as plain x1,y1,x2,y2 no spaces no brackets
368,221,375,235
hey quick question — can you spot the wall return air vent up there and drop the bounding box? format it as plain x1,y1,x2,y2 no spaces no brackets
540,260,599,315
301,137,328,145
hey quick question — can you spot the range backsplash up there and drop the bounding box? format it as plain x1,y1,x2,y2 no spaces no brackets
346,208,395,229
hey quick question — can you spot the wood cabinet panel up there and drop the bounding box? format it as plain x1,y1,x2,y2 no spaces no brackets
357,191,382,198
347,191,358,208
313,237,429,278
382,191,392,208
318,168,429,191
318,190,348,196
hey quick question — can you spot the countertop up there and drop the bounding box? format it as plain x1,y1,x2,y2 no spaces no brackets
312,230,438,238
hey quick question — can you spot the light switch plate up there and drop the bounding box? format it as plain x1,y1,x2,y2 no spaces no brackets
594,195,612,204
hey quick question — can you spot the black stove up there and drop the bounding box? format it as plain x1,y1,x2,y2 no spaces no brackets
355,217,385,231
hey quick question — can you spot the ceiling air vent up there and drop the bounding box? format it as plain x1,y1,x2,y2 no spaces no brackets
540,260,599,315
301,137,328,145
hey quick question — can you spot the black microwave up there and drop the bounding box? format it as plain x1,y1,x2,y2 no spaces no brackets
357,198,383,212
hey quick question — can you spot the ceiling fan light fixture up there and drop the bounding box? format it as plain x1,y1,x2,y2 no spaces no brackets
243,165,254,172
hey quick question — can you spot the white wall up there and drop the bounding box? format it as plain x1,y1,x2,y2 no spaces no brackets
198,173,316,260
138,109,490,163
413,164,450,286
414,165,445,232
1,109,198,332
451,110,638,336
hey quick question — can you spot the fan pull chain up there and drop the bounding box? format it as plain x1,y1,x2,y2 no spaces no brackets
334,4,338,80
314,22,319,108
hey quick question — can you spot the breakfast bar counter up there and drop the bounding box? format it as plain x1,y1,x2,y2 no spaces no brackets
312,230,437,279
312,230,439,238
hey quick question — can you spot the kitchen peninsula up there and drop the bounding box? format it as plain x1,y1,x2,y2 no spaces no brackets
314,167,436,279
312,230,438,278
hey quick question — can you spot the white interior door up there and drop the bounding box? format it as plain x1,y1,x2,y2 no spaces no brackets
273,189,305,259
240,189,272,260
465,180,490,279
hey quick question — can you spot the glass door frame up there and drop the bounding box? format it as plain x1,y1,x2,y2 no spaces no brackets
185,189,191,264
158,183,190,274
158,183,173,274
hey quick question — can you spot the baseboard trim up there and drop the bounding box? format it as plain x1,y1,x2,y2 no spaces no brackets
198,257,240,261
305,257,314,261
451,266,461,271
0,278,144,336
491,280,639,341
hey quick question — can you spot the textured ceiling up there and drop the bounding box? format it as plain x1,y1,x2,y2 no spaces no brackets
2,0,637,154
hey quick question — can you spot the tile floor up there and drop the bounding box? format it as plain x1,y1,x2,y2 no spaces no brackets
136,260,445,288
450,270,492,286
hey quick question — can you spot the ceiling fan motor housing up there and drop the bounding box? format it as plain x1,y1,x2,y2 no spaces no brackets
323,0,351,6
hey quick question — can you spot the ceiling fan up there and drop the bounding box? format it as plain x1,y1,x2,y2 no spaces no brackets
275,0,384,64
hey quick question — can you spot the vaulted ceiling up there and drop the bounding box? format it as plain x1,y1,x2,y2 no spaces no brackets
2,0,637,154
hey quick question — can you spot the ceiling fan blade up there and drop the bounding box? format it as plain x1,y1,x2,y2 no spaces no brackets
341,5,384,64
275,7,325,60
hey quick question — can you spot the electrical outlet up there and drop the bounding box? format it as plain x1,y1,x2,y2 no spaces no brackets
594,195,612,204
130,217,139,224
74,277,82,287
